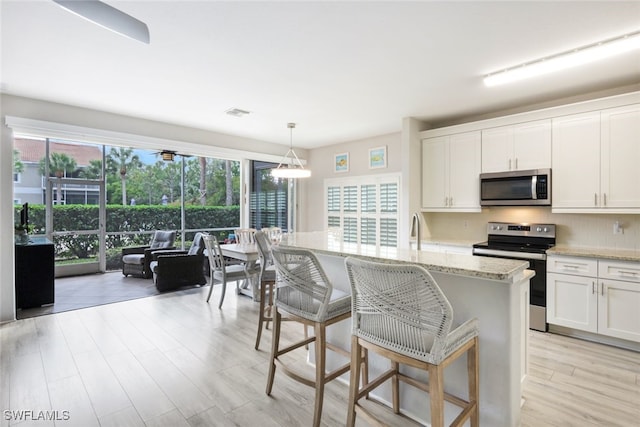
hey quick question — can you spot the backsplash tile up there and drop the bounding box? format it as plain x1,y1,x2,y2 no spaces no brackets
424,208,639,250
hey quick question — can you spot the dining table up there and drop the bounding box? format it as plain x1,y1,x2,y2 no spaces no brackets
218,243,260,300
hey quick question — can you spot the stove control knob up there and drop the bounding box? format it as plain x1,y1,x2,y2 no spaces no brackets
536,227,542,232
492,225,502,231
543,227,549,233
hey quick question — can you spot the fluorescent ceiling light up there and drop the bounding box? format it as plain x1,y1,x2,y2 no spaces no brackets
484,30,640,87
53,0,150,44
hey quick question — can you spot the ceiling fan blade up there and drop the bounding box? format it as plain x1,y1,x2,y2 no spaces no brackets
52,0,150,44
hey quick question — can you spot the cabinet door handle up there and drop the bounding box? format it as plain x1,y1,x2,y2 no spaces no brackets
509,158,512,170
603,193,607,206
592,281,596,294
450,196,453,206
601,282,604,296
515,158,518,170
594,193,598,206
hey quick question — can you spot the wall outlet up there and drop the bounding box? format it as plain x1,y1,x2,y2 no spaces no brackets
613,221,624,235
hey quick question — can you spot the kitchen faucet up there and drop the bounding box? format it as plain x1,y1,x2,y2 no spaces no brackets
410,212,421,250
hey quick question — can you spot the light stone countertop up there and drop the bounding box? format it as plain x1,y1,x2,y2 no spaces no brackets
421,238,478,248
281,231,529,282
548,246,640,262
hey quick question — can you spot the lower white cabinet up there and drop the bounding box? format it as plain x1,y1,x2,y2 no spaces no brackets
547,255,640,342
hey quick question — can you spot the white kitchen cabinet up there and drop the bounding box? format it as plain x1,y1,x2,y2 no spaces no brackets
422,131,481,212
599,279,640,342
481,119,551,173
547,255,640,343
551,112,601,209
600,104,640,209
552,104,640,212
547,271,598,333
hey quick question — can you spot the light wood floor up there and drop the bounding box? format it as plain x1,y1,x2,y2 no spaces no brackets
1,287,639,426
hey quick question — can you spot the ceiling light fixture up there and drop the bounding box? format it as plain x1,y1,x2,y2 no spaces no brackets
271,123,311,179
161,150,175,161
484,30,640,87
52,0,150,44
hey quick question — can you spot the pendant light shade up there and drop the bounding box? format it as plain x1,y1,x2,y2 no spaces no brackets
271,123,311,179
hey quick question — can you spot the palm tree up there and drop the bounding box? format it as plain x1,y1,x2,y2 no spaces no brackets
106,148,142,205
13,149,24,174
78,159,102,179
39,153,78,204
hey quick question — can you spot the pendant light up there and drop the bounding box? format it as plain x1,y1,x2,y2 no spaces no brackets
271,123,311,179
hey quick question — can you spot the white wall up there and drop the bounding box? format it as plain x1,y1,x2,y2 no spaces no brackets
303,132,402,232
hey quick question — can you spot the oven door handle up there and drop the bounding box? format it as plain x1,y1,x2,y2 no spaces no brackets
472,247,547,261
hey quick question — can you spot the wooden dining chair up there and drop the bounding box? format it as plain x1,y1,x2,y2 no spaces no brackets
203,235,258,308
253,230,277,350
234,228,257,245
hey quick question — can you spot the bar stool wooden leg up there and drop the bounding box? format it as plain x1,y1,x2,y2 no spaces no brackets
468,336,480,427
313,321,326,427
346,335,361,427
391,361,400,413
429,364,445,427
255,280,273,350
266,307,281,395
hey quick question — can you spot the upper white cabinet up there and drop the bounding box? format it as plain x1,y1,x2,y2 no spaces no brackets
481,120,551,173
552,104,640,213
422,131,481,212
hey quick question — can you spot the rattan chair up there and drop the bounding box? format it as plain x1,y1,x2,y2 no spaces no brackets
267,246,352,427
344,257,479,427
253,230,277,350
203,235,258,309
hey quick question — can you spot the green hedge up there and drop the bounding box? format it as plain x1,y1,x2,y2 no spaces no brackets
15,204,239,260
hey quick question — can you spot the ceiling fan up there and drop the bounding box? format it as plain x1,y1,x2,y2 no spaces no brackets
52,0,150,44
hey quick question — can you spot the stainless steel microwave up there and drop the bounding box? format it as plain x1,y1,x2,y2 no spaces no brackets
480,169,551,206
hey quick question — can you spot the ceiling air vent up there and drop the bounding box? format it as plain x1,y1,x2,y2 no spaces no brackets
225,108,251,118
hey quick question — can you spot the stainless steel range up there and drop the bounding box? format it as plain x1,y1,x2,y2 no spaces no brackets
472,222,556,332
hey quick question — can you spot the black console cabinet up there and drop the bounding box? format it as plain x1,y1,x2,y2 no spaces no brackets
15,237,55,309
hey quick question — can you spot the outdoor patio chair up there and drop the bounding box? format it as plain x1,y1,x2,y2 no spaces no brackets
150,232,207,292
121,230,176,279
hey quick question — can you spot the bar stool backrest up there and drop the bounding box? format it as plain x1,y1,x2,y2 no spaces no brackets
270,246,333,322
344,256,455,363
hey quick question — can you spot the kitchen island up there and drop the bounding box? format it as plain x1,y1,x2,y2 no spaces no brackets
279,231,534,427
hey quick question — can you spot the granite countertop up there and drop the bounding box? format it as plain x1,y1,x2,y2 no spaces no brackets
281,232,530,282
421,238,478,248
548,246,640,262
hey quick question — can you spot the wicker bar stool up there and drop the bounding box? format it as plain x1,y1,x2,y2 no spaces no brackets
344,257,479,427
253,230,277,350
266,246,353,427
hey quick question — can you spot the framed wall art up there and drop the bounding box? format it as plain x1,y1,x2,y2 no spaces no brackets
368,146,387,169
334,152,349,173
